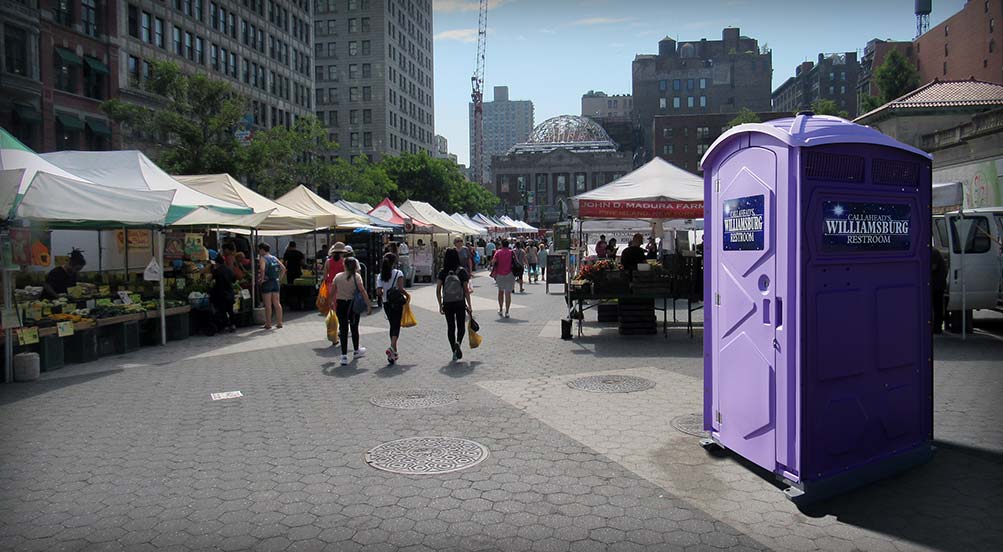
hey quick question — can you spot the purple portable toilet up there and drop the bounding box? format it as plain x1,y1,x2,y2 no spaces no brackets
699,114,933,503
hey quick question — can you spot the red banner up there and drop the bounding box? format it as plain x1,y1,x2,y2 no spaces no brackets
577,200,704,219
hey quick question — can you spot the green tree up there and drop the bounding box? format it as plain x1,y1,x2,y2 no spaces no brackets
240,116,337,198
725,108,761,129
333,156,399,205
378,153,498,214
856,51,920,114
102,61,247,175
810,98,849,119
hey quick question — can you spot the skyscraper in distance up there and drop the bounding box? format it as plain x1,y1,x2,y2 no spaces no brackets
469,85,533,185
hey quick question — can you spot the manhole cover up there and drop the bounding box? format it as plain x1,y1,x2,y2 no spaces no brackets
370,389,459,409
671,413,707,437
567,375,656,393
365,437,489,474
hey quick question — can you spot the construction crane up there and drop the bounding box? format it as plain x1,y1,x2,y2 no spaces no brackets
470,0,488,185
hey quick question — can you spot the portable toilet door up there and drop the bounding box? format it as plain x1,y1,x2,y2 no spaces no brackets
708,142,787,472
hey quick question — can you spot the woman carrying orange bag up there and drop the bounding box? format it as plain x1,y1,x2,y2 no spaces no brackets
322,242,349,346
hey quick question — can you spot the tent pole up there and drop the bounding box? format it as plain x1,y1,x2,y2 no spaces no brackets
97,230,103,279
251,230,257,309
3,261,12,384
123,227,129,284
158,229,166,346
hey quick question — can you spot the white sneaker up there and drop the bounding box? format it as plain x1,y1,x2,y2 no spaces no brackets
354,347,367,358
340,354,349,366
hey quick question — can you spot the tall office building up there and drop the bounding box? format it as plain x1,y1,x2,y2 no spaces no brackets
632,28,772,162
117,1,315,149
468,85,533,185
313,0,434,163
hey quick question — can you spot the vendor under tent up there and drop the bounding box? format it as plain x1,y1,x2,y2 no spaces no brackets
400,200,471,235
174,174,315,233
567,157,706,339
1,168,178,382
40,150,254,224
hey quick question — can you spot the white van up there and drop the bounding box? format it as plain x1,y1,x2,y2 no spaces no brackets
932,208,1003,313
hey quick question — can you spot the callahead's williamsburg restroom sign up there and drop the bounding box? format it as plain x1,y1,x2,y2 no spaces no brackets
722,195,765,251
822,201,911,251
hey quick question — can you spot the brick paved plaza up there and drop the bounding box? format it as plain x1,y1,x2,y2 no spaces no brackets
1,276,1001,552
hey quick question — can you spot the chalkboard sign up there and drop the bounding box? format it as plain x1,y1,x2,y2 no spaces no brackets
553,224,571,252
546,254,567,284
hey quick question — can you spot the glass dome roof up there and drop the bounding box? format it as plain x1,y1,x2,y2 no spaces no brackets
527,115,614,144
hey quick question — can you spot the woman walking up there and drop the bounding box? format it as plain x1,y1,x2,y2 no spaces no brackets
331,257,372,366
526,241,540,283
491,239,515,318
437,248,473,361
322,242,348,346
514,241,527,293
257,243,286,329
376,253,409,364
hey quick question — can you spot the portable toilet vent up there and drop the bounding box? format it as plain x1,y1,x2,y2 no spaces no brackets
700,114,934,503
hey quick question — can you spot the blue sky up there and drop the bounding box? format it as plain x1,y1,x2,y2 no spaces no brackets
431,0,966,166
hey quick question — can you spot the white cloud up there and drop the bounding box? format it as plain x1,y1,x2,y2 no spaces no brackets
433,0,509,12
571,17,635,26
434,28,480,43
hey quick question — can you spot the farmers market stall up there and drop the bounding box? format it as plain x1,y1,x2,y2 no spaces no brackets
567,157,705,338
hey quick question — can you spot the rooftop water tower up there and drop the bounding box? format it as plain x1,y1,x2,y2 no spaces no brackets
916,0,931,38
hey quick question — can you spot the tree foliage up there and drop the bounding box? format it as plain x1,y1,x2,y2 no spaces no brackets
102,61,247,175
331,156,399,206
379,153,498,214
725,108,761,129
856,51,920,115
240,116,336,198
810,99,849,119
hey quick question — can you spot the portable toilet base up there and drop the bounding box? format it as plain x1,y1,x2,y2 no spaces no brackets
700,114,934,504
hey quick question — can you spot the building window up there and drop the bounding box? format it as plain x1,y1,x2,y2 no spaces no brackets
697,144,708,155
361,17,370,32
185,32,194,60
349,41,358,55
362,63,371,78
83,56,107,99
944,43,949,56
211,44,218,70
54,49,78,92
663,144,673,155
686,79,694,90
128,55,140,86
362,86,371,100
173,26,182,55
673,97,680,109
363,109,371,123
55,113,82,151
672,79,681,91
943,61,947,75
840,85,845,93
991,40,996,53
556,174,567,192
3,25,28,76
828,85,834,94
699,78,707,89
348,63,358,78
363,132,372,147
155,18,165,48
348,18,358,32
575,173,586,193
945,25,949,36
659,98,667,110
687,96,694,108
349,86,359,101
350,132,359,147
699,96,706,107
140,12,151,42
349,109,359,124
128,5,139,38
195,37,204,64
82,0,98,36
658,79,667,91
328,65,338,80
362,40,371,55
662,127,673,138
55,0,73,26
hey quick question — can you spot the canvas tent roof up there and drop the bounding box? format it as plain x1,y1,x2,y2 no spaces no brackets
571,157,703,220
400,200,471,235
40,150,253,224
499,216,538,233
369,198,431,229
334,200,399,229
274,185,370,229
451,213,488,235
174,174,316,232
2,169,175,226
472,213,511,232
344,201,374,213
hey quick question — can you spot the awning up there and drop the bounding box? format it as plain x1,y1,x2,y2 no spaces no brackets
83,56,109,74
55,47,82,66
13,104,41,123
55,112,84,131
85,118,111,137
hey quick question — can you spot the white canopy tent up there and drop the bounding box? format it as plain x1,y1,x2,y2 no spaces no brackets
571,157,703,222
0,129,89,195
274,185,370,229
40,150,254,225
174,174,316,233
399,200,471,235
451,213,488,235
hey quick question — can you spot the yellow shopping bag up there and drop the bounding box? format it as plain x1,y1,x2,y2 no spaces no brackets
468,322,482,349
316,281,330,315
401,302,418,328
326,310,339,342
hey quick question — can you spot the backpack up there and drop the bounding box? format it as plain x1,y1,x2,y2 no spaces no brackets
385,271,406,307
443,270,465,303
511,251,524,278
264,255,280,280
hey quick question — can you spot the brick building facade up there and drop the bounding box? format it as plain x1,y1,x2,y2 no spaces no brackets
652,111,791,175
857,39,915,113
915,0,1002,85
772,52,859,118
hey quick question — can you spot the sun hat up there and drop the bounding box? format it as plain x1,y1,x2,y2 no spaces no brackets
329,242,347,255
